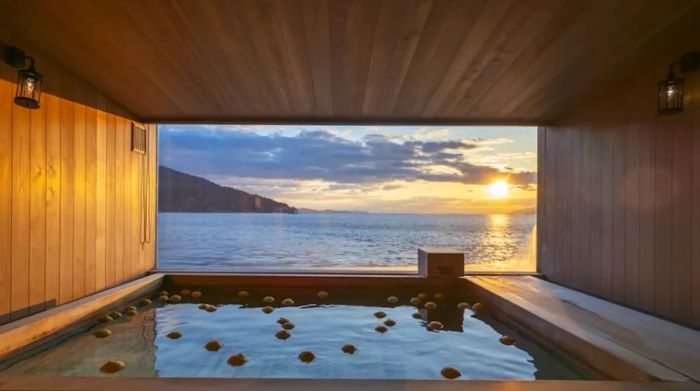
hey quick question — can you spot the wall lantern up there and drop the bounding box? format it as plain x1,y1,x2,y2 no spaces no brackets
2,46,43,109
658,51,700,115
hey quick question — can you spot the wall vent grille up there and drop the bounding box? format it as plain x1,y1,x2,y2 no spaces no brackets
131,123,147,154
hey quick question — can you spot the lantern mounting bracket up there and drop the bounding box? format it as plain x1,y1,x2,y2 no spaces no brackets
678,51,700,74
2,46,33,69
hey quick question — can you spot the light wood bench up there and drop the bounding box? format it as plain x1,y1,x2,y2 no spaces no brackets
466,276,700,382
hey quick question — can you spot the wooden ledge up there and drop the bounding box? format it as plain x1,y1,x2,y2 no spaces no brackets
0,274,164,360
466,276,700,382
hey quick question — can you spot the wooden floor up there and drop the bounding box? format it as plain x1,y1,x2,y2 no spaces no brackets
466,276,700,382
0,378,699,391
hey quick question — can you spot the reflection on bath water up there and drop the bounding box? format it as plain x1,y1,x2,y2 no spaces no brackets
0,290,589,380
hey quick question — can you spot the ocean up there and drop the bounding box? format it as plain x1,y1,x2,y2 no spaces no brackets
156,213,537,272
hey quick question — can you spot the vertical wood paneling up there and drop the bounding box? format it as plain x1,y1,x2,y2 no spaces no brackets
85,106,97,295
653,126,673,318
555,128,565,282
693,84,700,326
671,124,692,324
589,127,603,297
0,80,13,324
72,103,86,298
624,124,640,308
95,104,107,291
638,119,655,312
11,103,30,320
599,127,614,298
0,57,156,324
567,127,578,288
44,92,60,306
123,120,133,278
130,126,140,277
537,127,548,275
538,39,700,328
28,96,47,314
147,124,157,273
114,118,125,283
580,125,592,292
59,96,74,304
105,113,116,288
611,127,626,304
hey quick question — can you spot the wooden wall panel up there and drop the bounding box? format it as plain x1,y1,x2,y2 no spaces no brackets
29,95,46,315
0,47,157,324
73,102,86,299
44,92,61,310
0,78,12,324
538,26,700,328
95,105,106,292
85,105,97,295
58,93,74,304
105,113,116,288
693,74,700,327
11,102,30,320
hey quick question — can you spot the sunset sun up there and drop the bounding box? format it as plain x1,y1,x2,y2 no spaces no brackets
487,180,510,198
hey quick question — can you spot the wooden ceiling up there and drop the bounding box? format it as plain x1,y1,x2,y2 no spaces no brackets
0,0,699,124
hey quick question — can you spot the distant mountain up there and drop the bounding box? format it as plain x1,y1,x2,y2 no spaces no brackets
158,166,297,214
298,208,369,214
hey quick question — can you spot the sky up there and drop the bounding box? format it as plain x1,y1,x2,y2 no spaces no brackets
158,124,537,214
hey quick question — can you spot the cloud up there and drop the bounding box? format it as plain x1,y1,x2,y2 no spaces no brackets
159,125,536,186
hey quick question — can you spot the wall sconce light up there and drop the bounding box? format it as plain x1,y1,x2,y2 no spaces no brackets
658,51,700,115
2,46,44,109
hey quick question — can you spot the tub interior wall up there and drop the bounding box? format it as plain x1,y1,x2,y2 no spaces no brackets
0,277,596,381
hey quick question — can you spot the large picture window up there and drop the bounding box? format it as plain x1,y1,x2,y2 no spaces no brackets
157,125,537,272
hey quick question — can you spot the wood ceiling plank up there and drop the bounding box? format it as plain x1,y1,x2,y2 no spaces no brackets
361,0,406,116
206,1,279,116
41,1,178,115
375,0,434,116
272,0,316,115
524,0,700,121
393,0,486,116
422,0,511,117
0,0,697,123
329,0,382,116
494,0,629,118
121,0,234,116
510,0,691,120
468,0,592,118
449,0,562,117
301,0,333,116
239,0,297,115
439,0,529,117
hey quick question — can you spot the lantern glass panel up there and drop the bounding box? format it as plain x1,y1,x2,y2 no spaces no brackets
14,68,43,109
658,78,684,115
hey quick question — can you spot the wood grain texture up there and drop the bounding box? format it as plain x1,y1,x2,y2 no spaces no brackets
0,74,12,324
95,103,106,291
468,276,700,382
537,8,700,328
29,93,47,315
0,41,157,324
0,274,164,360
44,92,61,309
11,101,31,320
0,0,698,124
693,71,700,327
